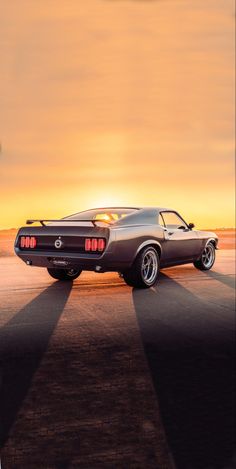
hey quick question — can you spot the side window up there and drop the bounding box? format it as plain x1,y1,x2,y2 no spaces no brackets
161,212,188,230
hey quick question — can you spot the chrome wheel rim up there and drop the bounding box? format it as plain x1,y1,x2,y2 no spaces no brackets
66,269,79,277
202,244,215,268
141,250,158,285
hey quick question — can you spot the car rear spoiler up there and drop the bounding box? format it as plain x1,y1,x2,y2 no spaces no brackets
26,219,111,227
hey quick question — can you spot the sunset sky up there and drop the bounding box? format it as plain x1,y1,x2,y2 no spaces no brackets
1,0,235,229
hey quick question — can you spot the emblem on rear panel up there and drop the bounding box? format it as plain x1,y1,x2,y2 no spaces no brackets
55,238,63,249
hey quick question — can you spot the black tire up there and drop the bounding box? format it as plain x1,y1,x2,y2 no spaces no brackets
47,268,82,281
193,242,215,271
123,246,160,289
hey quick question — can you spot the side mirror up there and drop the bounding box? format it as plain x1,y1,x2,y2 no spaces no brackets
188,222,195,230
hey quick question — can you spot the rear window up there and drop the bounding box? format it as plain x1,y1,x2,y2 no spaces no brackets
64,208,139,223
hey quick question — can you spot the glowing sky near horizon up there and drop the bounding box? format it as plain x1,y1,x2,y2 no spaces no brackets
0,0,235,228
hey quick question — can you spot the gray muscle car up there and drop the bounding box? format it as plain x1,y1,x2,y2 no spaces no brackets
14,207,218,288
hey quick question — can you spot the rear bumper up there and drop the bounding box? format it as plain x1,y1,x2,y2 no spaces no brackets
14,247,131,272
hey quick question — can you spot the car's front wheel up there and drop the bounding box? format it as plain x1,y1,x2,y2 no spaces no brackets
123,246,160,288
47,268,82,281
193,243,216,271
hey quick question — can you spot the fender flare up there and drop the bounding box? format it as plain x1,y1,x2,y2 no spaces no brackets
197,238,218,260
134,240,162,261
205,238,218,249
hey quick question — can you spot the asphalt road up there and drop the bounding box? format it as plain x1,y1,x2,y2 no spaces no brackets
0,250,235,469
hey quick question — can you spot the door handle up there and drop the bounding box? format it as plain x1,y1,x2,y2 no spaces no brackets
168,232,174,236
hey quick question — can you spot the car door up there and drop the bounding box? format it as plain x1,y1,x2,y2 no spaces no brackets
160,211,201,263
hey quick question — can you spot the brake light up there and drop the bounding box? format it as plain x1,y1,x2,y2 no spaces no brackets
20,236,37,249
91,238,98,251
85,238,91,251
98,238,105,251
30,237,37,248
85,238,106,252
20,236,26,248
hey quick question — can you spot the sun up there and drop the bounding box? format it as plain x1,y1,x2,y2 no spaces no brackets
88,195,124,210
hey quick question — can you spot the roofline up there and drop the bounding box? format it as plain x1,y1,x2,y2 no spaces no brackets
64,207,176,220
83,207,141,210
66,207,140,216
63,207,140,220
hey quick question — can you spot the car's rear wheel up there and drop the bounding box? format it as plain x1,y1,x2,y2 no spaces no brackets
123,246,160,288
193,243,215,271
47,268,82,281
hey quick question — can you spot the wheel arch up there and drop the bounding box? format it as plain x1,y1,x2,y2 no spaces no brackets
205,238,218,249
196,238,217,261
134,240,162,262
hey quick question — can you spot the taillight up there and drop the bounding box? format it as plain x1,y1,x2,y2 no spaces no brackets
98,238,105,251
85,238,91,251
20,236,37,249
20,236,26,248
30,237,37,248
85,238,106,252
91,238,98,251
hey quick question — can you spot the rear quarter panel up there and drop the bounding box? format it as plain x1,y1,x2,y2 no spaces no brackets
196,230,218,252
111,224,164,264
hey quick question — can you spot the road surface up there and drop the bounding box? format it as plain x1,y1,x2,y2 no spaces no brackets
0,250,235,469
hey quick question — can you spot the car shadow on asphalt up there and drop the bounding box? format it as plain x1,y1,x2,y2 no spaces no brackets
204,270,235,290
0,281,72,447
132,273,235,469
